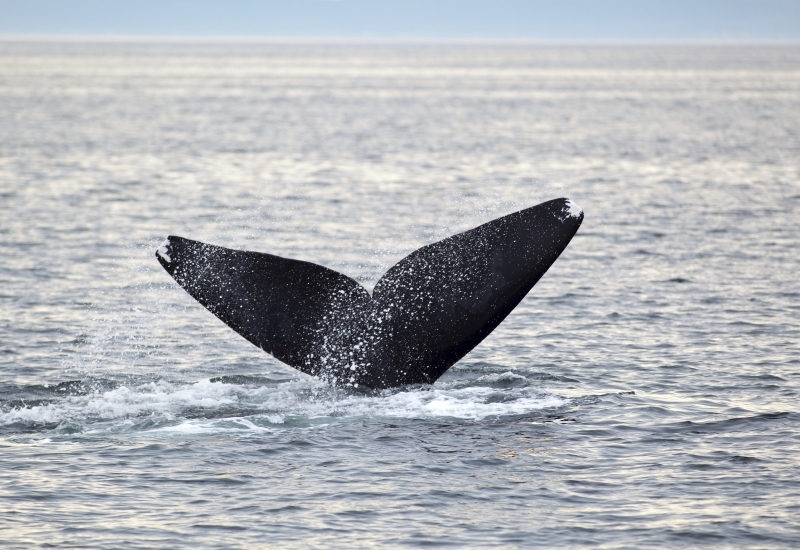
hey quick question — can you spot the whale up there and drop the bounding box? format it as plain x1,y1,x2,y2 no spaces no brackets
155,198,583,389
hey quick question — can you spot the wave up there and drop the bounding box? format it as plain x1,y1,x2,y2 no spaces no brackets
0,373,568,437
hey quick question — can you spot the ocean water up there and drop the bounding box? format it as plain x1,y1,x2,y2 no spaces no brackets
1,41,799,548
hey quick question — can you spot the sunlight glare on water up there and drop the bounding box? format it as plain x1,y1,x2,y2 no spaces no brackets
0,41,799,548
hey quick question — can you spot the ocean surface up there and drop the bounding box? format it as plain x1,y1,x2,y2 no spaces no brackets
1,41,799,548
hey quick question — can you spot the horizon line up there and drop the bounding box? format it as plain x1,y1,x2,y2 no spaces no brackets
1,34,800,46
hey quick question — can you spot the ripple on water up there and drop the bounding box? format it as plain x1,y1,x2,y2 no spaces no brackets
1,42,798,547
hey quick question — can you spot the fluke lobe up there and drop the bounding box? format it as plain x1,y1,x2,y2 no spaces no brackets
156,198,583,389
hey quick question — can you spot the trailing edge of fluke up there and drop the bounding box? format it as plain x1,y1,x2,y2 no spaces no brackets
156,198,584,389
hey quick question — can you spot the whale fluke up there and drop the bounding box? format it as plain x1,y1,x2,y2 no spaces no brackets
156,198,583,389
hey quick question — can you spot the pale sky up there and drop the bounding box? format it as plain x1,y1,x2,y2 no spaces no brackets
0,0,798,40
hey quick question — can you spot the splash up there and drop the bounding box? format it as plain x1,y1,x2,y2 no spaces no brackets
1,375,567,436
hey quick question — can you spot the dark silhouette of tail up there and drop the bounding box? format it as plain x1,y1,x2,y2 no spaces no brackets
156,198,584,389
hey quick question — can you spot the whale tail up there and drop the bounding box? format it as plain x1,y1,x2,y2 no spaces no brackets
156,198,583,389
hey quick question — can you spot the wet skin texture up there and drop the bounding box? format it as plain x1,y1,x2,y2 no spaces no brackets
156,198,583,389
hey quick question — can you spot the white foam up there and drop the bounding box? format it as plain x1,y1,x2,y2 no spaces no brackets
0,379,244,425
156,238,171,263
150,417,276,435
323,386,566,421
0,376,567,435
